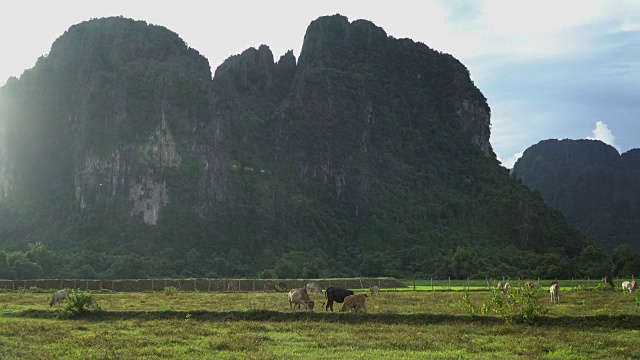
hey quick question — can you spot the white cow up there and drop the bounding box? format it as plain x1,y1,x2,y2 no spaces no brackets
288,288,314,312
49,289,70,307
621,281,637,293
306,282,322,294
369,285,380,296
550,283,560,304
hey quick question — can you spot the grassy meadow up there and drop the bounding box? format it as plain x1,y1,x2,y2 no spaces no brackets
1,285,639,359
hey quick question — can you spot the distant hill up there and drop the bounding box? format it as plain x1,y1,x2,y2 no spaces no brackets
512,139,640,252
0,15,590,279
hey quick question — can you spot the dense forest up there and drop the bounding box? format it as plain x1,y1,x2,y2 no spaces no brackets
1,15,636,280
513,139,640,254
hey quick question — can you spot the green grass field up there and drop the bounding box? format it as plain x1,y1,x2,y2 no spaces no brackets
1,286,639,359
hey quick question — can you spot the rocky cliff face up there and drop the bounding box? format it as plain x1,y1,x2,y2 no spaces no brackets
0,15,587,277
513,139,640,251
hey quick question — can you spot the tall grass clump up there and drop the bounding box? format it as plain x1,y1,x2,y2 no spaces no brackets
62,290,101,317
164,286,178,296
472,287,547,323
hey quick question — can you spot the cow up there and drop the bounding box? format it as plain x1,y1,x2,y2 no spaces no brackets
306,282,322,293
288,288,314,312
264,282,278,291
502,282,511,295
486,278,493,289
370,285,380,296
339,294,368,313
49,289,70,307
323,287,354,311
496,282,504,292
621,281,637,293
227,281,238,292
550,283,560,304
603,275,615,288
278,282,287,291
524,281,533,289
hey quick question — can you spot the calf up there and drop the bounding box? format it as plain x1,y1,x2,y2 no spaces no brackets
288,288,314,312
339,294,368,313
370,285,380,296
49,289,70,307
323,287,354,311
550,283,560,304
227,281,238,292
278,282,287,292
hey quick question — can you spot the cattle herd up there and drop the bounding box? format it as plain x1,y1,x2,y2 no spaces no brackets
39,277,638,311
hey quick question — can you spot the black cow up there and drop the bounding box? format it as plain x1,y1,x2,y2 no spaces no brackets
278,281,287,291
602,275,615,288
323,286,354,311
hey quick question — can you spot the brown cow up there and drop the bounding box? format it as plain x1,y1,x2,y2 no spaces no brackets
264,282,277,291
339,294,368,313
524,281,533,289
288,288,314,312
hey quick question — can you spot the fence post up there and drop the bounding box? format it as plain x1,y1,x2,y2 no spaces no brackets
571,278,574,290
413,278,416,291
360,278,363,289
448,277,451,290
431,277,433,292
587,277,589,288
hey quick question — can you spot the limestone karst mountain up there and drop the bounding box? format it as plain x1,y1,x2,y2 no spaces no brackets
513,139,640,252
0,15,588,279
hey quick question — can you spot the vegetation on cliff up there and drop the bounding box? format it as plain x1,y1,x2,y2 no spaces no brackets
0,15,621,280
513,139,640,260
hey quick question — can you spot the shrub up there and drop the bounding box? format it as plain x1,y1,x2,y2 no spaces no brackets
62,290,101,317
163,286,178,296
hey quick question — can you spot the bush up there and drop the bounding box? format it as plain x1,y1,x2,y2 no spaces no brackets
62,290,101,317
163,286,178,296
475,287,547,323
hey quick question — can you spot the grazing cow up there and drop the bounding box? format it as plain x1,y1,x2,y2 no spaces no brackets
502,282,511,294
550,283,560,304
323,287,355,311
278,282,287,291
49,289,70,307
524,281,533,289
370,285,380,296
340,294,368,313
306,282,322,293
29,286,41,292
227,281,238,292
603,275,615,288
486,278,493,289
496,282,504,292
621,281,637,293
288,288,314,312
264,282,277,291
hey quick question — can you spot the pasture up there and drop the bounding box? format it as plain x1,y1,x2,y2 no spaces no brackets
0,285,639,359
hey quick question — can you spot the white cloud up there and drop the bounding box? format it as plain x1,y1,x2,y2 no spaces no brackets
498,150,524,170
587,121,618,149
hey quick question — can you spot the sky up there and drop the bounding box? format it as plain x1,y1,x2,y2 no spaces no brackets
1,1,638,168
